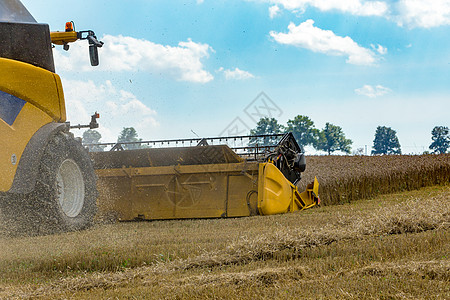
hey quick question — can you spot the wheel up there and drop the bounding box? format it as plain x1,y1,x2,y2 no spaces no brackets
0,131,98,236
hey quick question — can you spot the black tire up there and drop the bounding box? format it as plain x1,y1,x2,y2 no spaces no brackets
0,131,97,236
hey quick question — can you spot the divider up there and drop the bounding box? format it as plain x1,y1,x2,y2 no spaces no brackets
258,162,319,215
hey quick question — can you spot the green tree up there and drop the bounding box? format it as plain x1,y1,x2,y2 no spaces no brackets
82,129,106,152
316,123,352,155
429,126,449,154
285,115,320,148
117,127,144,150
372,126,401,155
249,117,284,146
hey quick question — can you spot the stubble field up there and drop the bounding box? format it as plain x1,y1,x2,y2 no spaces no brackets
0,154,449,299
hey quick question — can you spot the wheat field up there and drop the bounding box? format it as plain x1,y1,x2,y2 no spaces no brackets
301,153,450,205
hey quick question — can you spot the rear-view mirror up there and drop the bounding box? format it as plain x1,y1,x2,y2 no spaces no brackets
89,45,99,66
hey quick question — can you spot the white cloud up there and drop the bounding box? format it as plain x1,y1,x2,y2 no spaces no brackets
54,35,214,83
393,0,450,28
371,44,387,55
269,0,388,16
263,0,450,29
270,20,378,65
269,5,281,18
62,79,158,142
220,67,255,80
355,84,391,98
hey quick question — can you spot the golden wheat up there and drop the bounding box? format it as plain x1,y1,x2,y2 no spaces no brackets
301,153,450,205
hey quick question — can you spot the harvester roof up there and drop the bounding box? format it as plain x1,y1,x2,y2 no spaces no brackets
0,0,36,23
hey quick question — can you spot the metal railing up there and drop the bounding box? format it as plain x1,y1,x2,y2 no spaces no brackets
83,133,286,159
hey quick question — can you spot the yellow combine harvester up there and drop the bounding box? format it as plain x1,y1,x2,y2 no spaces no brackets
0,0,319,236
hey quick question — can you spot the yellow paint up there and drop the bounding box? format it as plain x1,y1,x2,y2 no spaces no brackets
50,31,78,45
298,176,320,210
93,159,259,221
0,58,66,122
0,58,65,191
0,104,53,191
258,162,292,215
258,163,319,215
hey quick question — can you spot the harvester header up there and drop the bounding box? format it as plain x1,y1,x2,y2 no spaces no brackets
89,133,320,221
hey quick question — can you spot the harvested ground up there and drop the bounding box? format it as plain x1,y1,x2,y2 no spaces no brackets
0,185,449,299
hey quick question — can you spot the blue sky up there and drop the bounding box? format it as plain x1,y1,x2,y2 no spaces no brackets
21,0,450,154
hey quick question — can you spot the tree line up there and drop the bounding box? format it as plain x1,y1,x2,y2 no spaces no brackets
248,116,449,155
249,116,352,155
82,127,145,151
82,121,450,155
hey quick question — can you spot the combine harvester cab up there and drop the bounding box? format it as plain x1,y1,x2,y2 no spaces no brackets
90,133,320,221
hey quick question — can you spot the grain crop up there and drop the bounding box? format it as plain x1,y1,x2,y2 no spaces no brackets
300,153,450,205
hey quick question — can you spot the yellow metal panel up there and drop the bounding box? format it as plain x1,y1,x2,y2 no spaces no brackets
298,176,320,210
313,176,319,198
0,103,53,191
95,162,259,177
53,73,66,122
50,31,78,45
95,162,260,220
0,58,66,122
258,163,320,215
258,162,292,215
98,171,229,220
226,175,258,217
132,172,228,219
